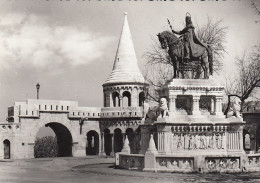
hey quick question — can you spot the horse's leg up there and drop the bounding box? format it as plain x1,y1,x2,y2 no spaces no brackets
201,51,209,79
169,51,177,78
176,56,179,78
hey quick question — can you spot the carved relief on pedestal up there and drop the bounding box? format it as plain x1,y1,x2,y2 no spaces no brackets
170,125,227,151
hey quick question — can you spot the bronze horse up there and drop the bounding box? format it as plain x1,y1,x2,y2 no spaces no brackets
157,31,213,79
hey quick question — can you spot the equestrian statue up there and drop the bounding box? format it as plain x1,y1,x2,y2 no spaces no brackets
157,13,213,79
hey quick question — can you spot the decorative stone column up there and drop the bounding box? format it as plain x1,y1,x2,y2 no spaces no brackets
122,133,126,146
111,133,115,156
119,96,122,107
109,91,113,107
192,95,201,115
210,97,215,114
100,132,106,156
214,96,223,115
169,96,177,112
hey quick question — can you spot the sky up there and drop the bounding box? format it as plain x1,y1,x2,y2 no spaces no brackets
0,0,260,122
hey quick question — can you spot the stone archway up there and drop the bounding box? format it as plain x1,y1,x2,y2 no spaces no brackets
104,129,112,156
112,92,120,107
126,128,134,153
114,128,123,153
122,91,131,107
3,139,10,159
35,122,73,157
139,91,145,107
86,130,99,155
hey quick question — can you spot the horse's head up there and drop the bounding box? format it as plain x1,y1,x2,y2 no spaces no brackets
157,31,179,50
157,32,168,49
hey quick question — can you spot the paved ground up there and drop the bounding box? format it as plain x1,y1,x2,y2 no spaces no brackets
0,156,260,183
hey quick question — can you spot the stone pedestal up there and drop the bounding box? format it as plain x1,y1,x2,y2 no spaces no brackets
117,78,249,173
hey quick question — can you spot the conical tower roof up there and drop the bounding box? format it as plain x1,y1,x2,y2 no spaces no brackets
103,12,146,86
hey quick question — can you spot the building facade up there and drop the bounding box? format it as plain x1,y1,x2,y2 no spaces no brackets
0,13,148,160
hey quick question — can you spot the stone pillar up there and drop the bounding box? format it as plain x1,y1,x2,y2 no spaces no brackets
122,133,125,147
111,133,115,156
109,91,113,107
143,134,158,172
192,95,201,115
239,126,243,151
215,96,223,115
210,97,215,114
169,96,177,112
101,132,106,156
131,87,138,107
119,97,122,107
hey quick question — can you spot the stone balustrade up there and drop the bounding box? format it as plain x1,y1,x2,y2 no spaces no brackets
100,107,143,118
118,154,144,170
204,156,240,173
68,107,101,119
246,154,260,172
156,156,194,172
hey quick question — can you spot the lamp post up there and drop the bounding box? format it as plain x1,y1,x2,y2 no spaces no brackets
36,83,40,99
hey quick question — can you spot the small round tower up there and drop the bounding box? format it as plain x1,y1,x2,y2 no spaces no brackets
103,13,148,108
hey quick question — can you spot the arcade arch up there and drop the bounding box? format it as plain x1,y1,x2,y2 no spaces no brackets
86,130,99,155
139,92,145,107
3,139,10,159
122,91,131,107
35,122,73,157
125,128,134,153
104,129,112,155
114,128,123,153
112,92,120,107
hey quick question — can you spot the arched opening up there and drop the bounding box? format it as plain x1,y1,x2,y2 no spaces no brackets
86,130,99,155
139,92,145,107
126,128,135,153
35,122,73,158
122,91,131,107
3,139,10,159
256,127,260,152
243,129,250,150
114,128,123,153
112,92,120,107
135,128,141,154
104,129,112,156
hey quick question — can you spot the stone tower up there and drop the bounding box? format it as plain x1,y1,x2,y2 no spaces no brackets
103,13,148,108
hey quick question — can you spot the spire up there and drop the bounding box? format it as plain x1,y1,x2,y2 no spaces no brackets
121,135,130,154
146,134,158,154
103,12,146,86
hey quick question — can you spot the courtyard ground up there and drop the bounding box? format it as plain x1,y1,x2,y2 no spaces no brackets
0,156,260,183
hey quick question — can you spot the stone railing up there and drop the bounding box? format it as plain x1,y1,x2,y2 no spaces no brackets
118,154,144,170
204,156,240,173
156,156,194,172
68,110,101,119
246,154,260,172
100,107,143,118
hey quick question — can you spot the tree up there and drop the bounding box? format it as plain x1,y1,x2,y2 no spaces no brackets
223,0,260,115
224,44,260,115
34,136,58,158
251,0,260,23
144,17,228,102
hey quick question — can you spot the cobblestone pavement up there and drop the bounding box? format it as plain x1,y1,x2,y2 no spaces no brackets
0,157,260,183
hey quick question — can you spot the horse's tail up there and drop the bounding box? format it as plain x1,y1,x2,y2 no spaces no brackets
206,45,213,75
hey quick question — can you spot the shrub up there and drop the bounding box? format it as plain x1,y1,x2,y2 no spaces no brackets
34,136,58,158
